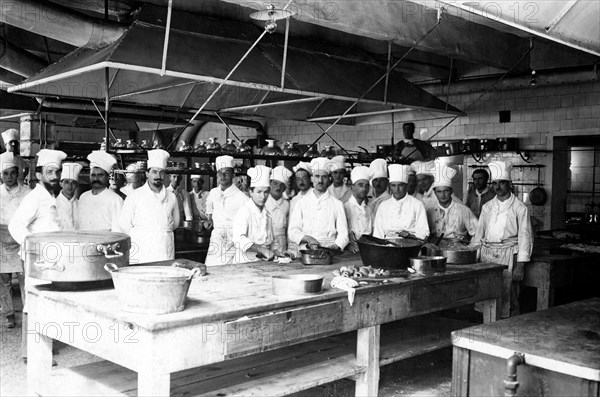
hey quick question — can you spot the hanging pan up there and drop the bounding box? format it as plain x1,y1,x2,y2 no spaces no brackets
529,167,547,206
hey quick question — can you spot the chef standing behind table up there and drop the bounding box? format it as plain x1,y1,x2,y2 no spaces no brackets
289,162,312,213
121,162,145,196
288,157,349,253
0,152,31,329
56,162,82,231
328,155,352,203
373,164,429,240
465,168,496,218
344,166,374,253
77,151,123,231
368,158,391,216
189,175,210,230
167,173,193,227
470,161,533,318
426,162,477,241
119,149,179,264
266,165,292,255
204,155,249,266
411,160,436,208
8,149,66,360
231,165,275,263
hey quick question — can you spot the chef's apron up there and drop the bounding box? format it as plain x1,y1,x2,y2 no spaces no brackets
129,227,174,264
205,227,236,266
480,239,519,318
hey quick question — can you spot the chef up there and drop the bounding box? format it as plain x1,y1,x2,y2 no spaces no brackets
167,173,193,227
204,155,249,266
465,168,496,218
2,128,26,183
0,152,30,329
411,160,436,208
368,158,391,216
289,162,312,213
327,155,352,203
119,149,180,264
344,166,373,253
470,161,533,317
56,162,82,231
266,165,292,254
407,168,418,197
121,162,145,196
373,164,429,240
288,157,349,252
231,165,275,263
77,151,123,231
426,162,478,241
189,175,210,230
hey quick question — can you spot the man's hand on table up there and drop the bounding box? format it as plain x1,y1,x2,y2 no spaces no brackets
513,262,526,281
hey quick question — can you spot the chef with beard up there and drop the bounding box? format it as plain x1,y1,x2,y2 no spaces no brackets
77,151,123,231
119,149,180,263
56,162,82,231
266,165,293,254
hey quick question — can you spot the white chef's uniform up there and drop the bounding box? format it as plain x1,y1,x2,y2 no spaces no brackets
426,200,478,239
265,195,289,253
369,190,391,217
289,188,312,214
204,184,248,266
373,194,429,240
119,183,180,264
56,192,78,231
189,190,209,221
231,199,274,264
328,184,352,203
167,185,193,226
343,195,373,242
418,186,462,210
77,188,123,231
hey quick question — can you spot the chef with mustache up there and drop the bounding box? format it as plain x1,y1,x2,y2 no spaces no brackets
77,151,123,231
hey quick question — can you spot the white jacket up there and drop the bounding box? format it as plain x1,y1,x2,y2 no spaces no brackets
373,194,429,240
56,192,78,231
77,188,123,231
265,195,290,252
343,195,373,239
426,199,478,239
231,200,274,264
1,183,31,272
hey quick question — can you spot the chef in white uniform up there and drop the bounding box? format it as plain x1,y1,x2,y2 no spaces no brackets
426,162,477,241
167,173,193,227
77,151,123,231
411,160,436,208
470,161,533,317
344,166,373,253
204,155,249,266
189,175,210,230
0,152,30,328
288,157,349,252
121,162,145,196
266,165,292,254
289,162,312,213
373,164,429,240
368,158,391,216
231,165,275,263
119,149,180,264
56,162,82,231
2,128,26,183
327,155,352,203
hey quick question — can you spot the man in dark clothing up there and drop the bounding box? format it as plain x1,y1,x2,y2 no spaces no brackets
393,122,437,163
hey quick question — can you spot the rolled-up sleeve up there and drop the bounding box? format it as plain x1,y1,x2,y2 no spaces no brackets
334,201,349,250
517,205,533,262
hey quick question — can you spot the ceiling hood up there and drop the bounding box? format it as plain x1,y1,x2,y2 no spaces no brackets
8,5,462,124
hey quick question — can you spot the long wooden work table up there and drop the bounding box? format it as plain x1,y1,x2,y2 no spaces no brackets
27,255,504,396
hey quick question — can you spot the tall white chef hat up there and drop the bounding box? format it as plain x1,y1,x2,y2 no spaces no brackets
411,160,435,176
36,149,67,169
87,150,117,174
388,164,412,183
247,165,272,188
0,152,18,171
147,149,170,170
190,174,202,180
271,165,293,185
61,162,83,182
432,162,457,189
369,158,388,180
2,128,19,145
310,157,339,175
215,155,234,171
331,155,347,173
350,166,372,184
293,161,311,175
488,161,512,181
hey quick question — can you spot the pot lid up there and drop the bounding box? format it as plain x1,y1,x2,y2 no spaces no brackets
25,231,131,252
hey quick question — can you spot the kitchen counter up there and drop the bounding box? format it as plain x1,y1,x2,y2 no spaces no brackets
26,255,504,396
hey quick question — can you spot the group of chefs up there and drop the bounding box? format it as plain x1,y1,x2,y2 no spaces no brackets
1,125,533,334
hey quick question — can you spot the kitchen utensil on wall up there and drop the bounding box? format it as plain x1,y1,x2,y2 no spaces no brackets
530,167,547,206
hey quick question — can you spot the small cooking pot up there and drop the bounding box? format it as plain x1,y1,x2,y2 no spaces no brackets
300,249,333,265
272,274,324,295
409,256,447,275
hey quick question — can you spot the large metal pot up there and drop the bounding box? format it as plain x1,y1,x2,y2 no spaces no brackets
357,235,423,269
25,231,130,282
409,256,447,275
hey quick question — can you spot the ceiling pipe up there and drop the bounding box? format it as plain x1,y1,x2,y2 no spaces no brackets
0,0,126,48
0,38,47,77
177,120,205,147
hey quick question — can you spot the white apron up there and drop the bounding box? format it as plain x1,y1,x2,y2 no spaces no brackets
480,240,519,318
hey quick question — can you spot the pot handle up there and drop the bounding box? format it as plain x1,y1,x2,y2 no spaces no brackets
34,260,65,272
104,263,119,273
97,243,124,259
187,267,201,281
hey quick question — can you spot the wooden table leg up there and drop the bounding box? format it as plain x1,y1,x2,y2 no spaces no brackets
27,322,53,395
355,325,380,397
138,371,170,396
536,285,554,311
481,298,499,323
451,346,470,397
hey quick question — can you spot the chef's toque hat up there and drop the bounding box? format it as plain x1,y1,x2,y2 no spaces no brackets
293,161,311,175
247,165,272,188
215,155,234,171
350,166,372,184
87,150,117,174
0,152,18,171
36,149,67,169
411,160,435,176
331,155,347,172
2,128,19,145
488,161,512,181
310,157,339,175
369,158,388,179
271,165,293,184
61,162,83,182
190,174,202,180
432,162,457,189
388,164,412,183
147,149,170,169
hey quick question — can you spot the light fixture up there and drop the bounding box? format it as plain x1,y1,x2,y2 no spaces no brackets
528,37,537,87
529,70,537,87
249,4,295,34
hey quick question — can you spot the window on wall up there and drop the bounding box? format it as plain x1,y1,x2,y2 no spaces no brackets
567,145,600,221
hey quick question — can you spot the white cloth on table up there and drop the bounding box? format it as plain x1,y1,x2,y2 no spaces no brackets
1,183,30,272
426,199,478,239
344,195,373,241
265,195,289,253
231,199,274,264
77,188,123,231
56,192,78,231
373,194,429,240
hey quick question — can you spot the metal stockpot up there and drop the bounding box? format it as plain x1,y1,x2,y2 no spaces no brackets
357,235,423,269
25,231,130,282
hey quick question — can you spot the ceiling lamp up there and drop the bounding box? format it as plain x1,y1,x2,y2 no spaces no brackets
250,4,295,33
529,70,537,87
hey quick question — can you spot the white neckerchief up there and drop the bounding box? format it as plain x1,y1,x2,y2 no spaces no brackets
435,200,454,234
486,193,515,242
475,186,491,207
